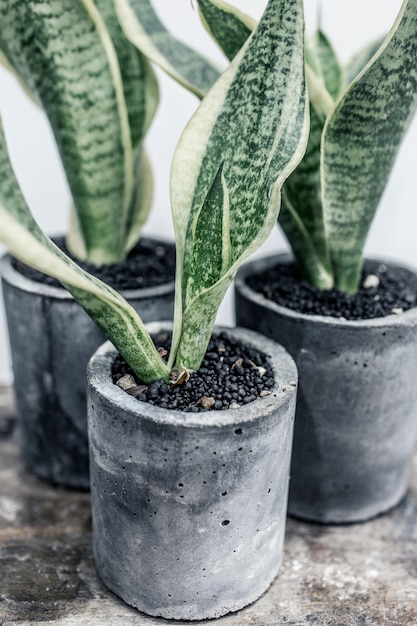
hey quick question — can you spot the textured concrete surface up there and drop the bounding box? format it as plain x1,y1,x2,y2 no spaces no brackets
1,385,417,625
1,252,175,489
235,256,417,523
87,330,296,620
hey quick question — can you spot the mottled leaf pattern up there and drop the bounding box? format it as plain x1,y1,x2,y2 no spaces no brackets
193,0,335,290
93,0,159,254
94,0,158,147
0,117,168,383
171,0,308,371
0,0,309,381
0,0,154,265
344,35,386,86
306,30,343,100
115,0,220,98
123,150,154,256
280,189,333,289
198,2,417,295
197,0,255,61
184,162,230,304
323,0,417,292
175,275,234,371
278,32,342,289
280,69,333,288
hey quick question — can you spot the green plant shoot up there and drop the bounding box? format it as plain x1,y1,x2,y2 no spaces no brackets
0,0,308,381
0,0,158,265
195,0,417,294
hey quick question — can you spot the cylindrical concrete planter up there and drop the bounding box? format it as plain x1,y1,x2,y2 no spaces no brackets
235,254,417,524
87,325,297,620
0,242,175,489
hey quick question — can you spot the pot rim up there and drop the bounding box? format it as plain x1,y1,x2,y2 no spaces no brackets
0,235,176,301
236,253,417,330
87,323,297,430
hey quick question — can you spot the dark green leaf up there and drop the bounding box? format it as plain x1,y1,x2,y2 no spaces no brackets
306,30,343,100
323,0,417,292
197,0,254,61
0,0,135,264
171,0,308,370
115,0,220,98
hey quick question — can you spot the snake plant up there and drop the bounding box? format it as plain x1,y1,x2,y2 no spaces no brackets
0,0,168,265
0,0,308,383
175,0,417,295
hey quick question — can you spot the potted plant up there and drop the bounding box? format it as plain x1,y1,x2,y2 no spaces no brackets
0,0,223,488
0,0,308,618
194,0,417,522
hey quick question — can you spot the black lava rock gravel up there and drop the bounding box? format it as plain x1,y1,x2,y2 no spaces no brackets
13,237,175,290
112,331,275,412
247,259,417,320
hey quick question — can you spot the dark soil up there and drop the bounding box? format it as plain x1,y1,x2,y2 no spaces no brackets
112,331,275,412
247,259,417,320
12,237,175,291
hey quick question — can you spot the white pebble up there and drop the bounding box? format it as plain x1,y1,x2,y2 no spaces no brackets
363,274,380,289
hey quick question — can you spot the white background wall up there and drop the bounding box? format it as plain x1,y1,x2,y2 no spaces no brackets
0,0,415,383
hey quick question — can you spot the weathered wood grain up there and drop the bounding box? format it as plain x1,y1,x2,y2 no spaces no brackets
1,385,416,625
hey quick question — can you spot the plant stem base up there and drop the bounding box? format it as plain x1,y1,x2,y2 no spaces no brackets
87,326,297,620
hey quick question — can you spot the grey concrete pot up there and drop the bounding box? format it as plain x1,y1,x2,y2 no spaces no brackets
0,242,175,489
87,324,297,620
235,254,417,524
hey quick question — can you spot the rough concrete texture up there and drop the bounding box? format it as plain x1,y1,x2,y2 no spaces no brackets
235,255,417,523
1,385,417,625
87,327,297,620
0,252,175,489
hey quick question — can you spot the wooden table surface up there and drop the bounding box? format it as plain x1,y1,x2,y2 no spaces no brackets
1,385,417,626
